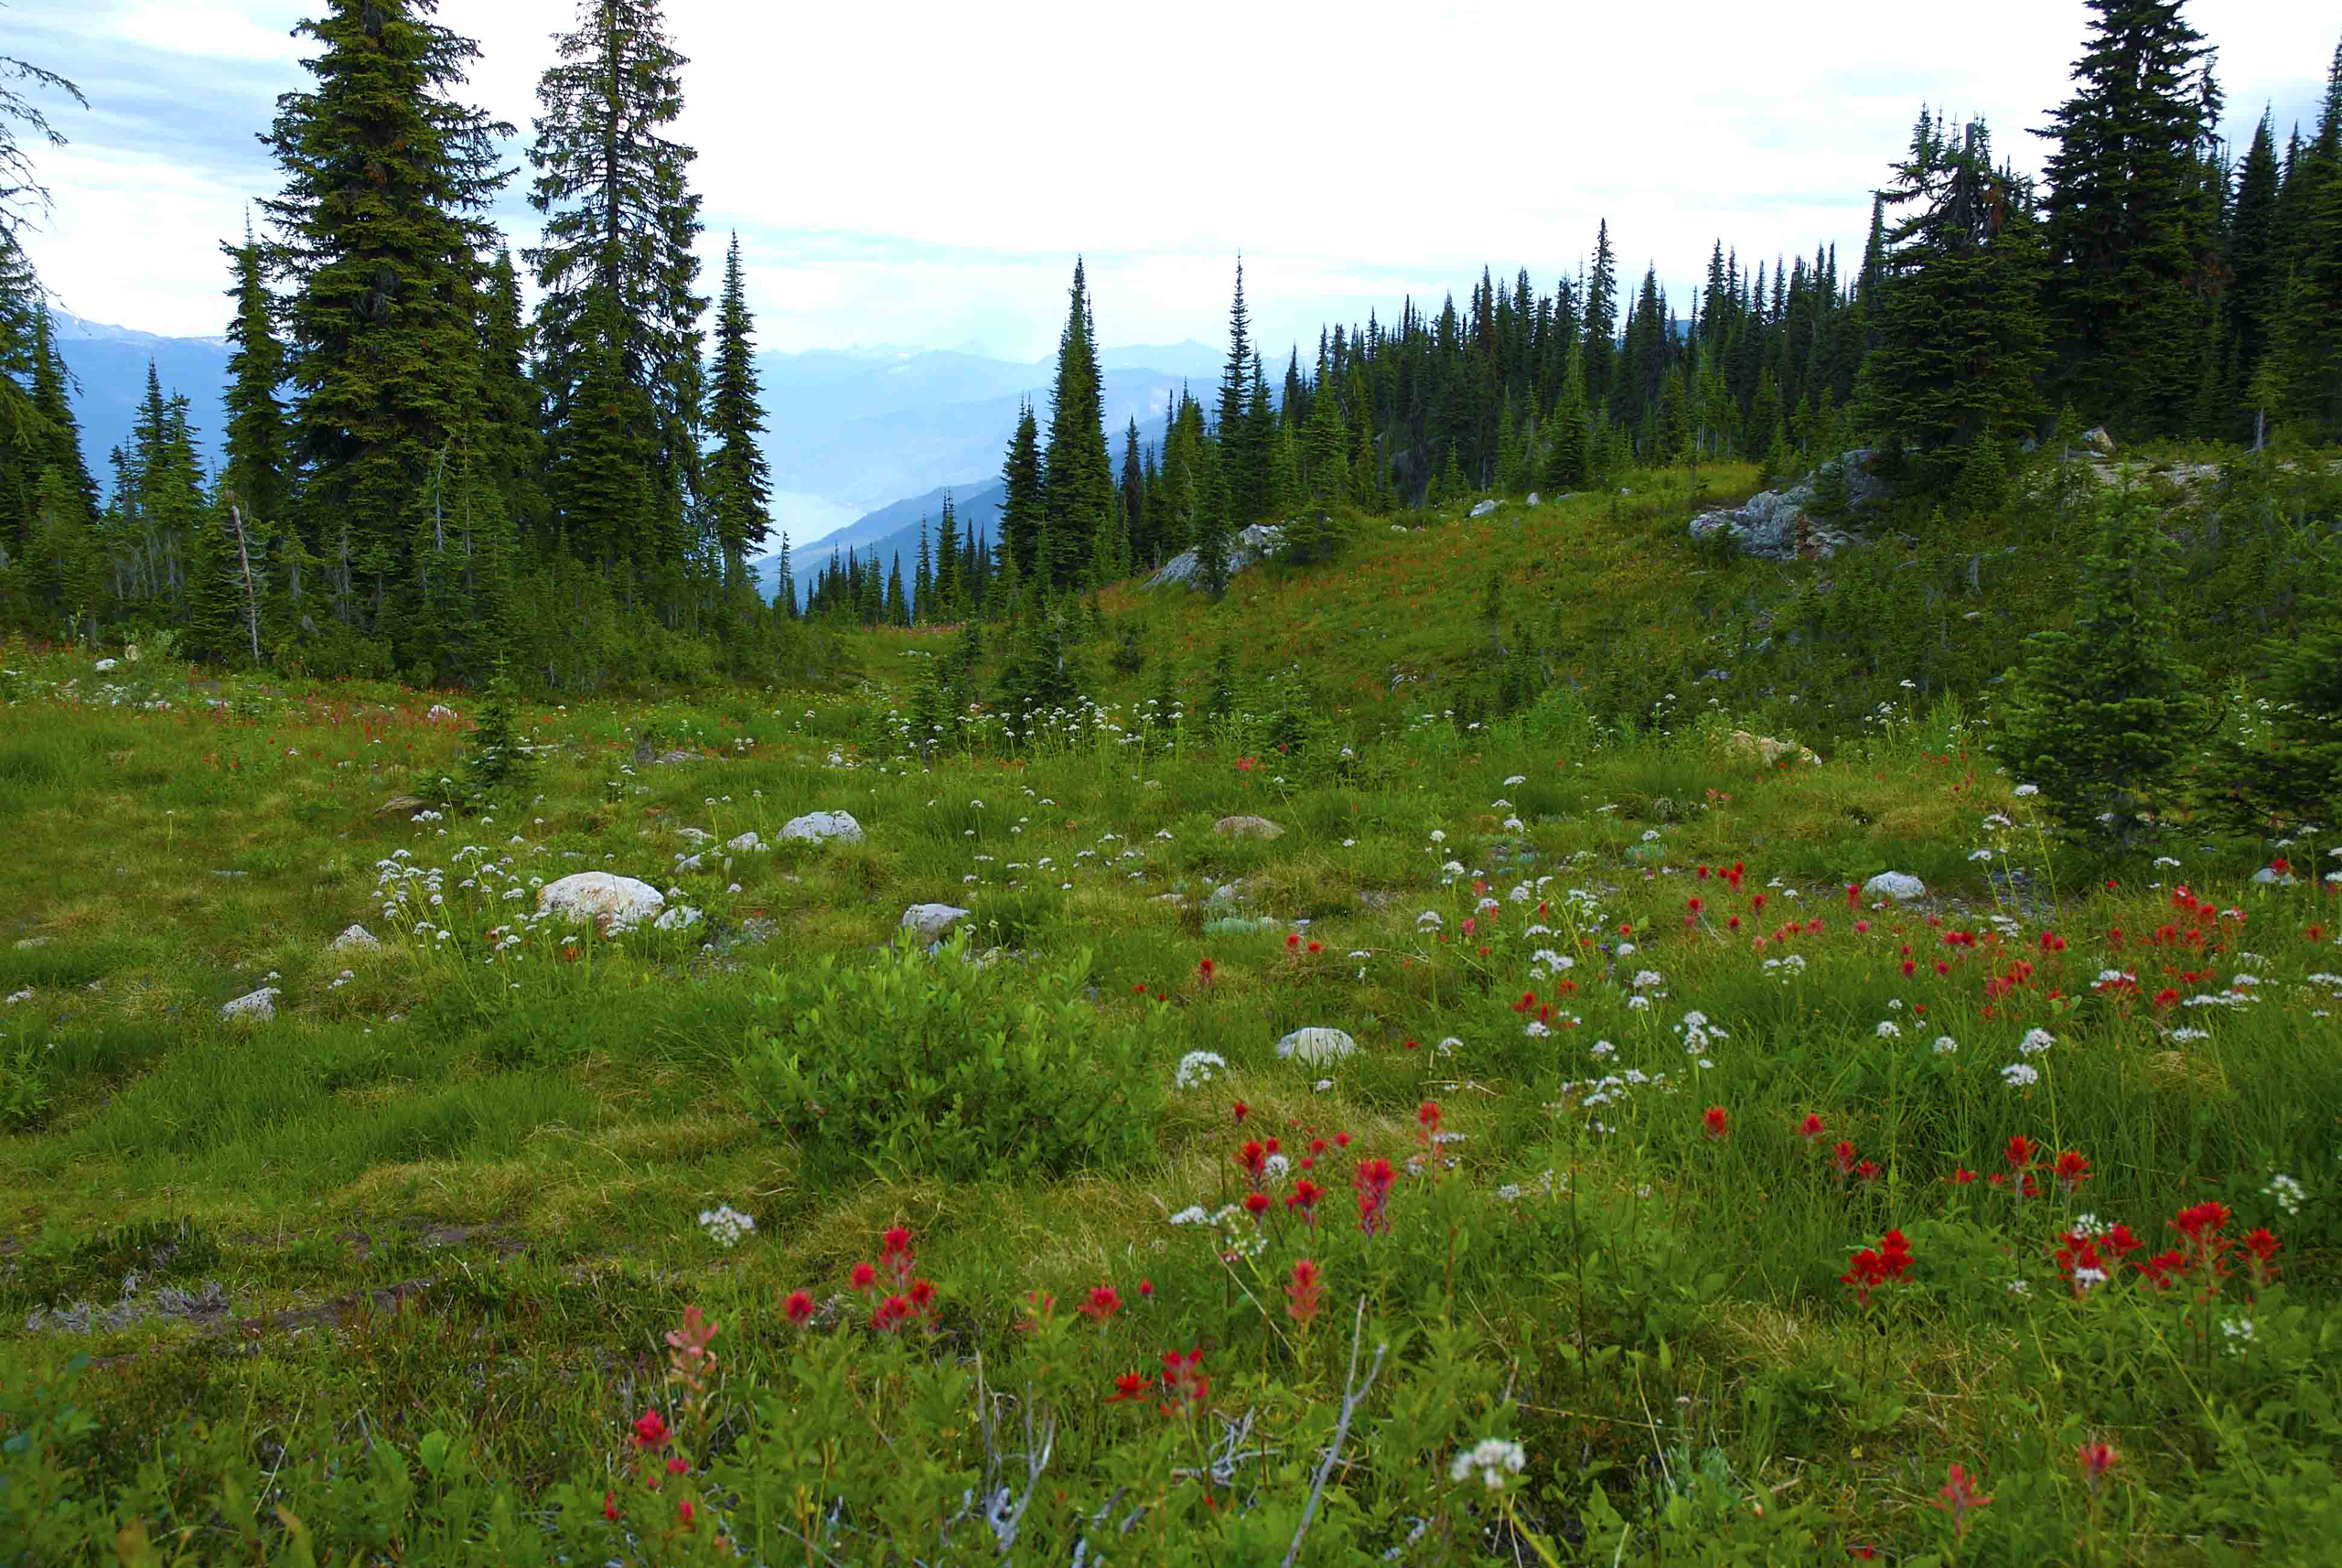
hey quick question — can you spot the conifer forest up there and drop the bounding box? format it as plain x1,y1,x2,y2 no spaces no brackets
3,2,2342,1563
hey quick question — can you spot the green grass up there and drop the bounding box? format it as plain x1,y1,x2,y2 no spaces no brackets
2,473,2339,1563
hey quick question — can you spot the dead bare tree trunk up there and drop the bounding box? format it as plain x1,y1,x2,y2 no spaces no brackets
227,503,263,665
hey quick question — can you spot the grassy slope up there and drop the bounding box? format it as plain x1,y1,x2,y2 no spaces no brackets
0,469,2338,1561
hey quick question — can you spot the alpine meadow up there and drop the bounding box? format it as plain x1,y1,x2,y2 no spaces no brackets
8,0,2342,1563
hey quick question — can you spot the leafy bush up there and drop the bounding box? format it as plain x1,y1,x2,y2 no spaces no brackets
736,936,1166,1182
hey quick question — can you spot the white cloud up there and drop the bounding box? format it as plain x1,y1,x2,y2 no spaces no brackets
8,0,2330,358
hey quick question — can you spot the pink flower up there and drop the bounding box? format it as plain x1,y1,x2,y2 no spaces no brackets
1934,1463,1992,1537
1285,1259,1325,1326
1079,1284,1122,1323
782,1289,815,1325
1701,1105,1729,1141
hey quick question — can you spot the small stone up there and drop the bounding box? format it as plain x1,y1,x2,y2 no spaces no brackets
725,831,762,854
779,811,864,845
675,826,714,846
1863,872,1928,901
1469,499,1501,518
537,872,665,934
1525,491,1542,507
653,905,704,930
329,925,381,955
94,658,118,672
1212,815,1284,841
4,989,31,1004
220,986,280,1023
900,902,973,941
1276,1027,1357,1067
376,794,430,819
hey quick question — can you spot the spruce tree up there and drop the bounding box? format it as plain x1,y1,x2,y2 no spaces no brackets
2037,0,2222,436
528,0,705,575
704,232,772,580
2225,113,2284,416
261,0,509,644
1865,113,2048,469
1040,260,1112,591
220,222,290,532
1993,485,2206,843
933,491,962,619
997,403,1043,585
1118,418,1148,564
1582,220,1618,405
477,246,545,541
1216,259,1269,524
913,521,932,623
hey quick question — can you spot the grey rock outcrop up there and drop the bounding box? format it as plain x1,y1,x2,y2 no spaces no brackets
1144,524,1285,590
1687,449,1893,562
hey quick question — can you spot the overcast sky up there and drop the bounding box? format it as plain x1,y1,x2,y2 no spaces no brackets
5,0,2330,363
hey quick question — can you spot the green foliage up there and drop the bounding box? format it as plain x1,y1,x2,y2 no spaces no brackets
2217,540,2342,829
1993,484,2208,840
456,657,535,800
736,935,1166,1183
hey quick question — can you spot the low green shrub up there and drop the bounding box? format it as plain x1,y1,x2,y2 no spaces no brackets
736,935,1166,1183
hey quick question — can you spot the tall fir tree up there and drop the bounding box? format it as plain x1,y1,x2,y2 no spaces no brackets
932,490,962,619
477,245,545,541
527,0,705,574
219,220,289,532
1040,259,1112,591
1582,220,1618,406
2036,0,2222,436
1118,418,1148,564
1216,258,1270,524
704,231,771,579
997,402,1043,587
1863,113,2049,467
261,0,509,645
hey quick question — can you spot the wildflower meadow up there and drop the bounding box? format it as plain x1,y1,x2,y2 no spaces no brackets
1,480,2339,1564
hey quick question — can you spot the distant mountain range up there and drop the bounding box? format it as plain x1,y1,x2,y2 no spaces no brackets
42,312,1227,606
753,478,1008,611
52,312,233,477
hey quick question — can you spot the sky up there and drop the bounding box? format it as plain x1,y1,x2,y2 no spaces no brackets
5,0,2331,365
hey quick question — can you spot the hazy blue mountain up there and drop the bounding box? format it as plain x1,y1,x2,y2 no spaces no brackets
755,480,1006,612
757,358,1200,516
52,312,232,480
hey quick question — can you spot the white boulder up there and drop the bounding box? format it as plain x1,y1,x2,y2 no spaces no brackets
901,903,973,941
1213,815,1284,841
220,986,280,1023
328,924,381,955
725,832,763,854
779,811,864,845
537,872,665,934
1469,499,1501,518
1863,872,1928,902
1276,1027,1357,1067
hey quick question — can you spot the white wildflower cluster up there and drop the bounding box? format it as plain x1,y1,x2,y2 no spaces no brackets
1673,1010,1726,1068
1173,1050,1228,1090
2265,1174,2306,1217
2019,1028,2057,1056
1448,1439,1528,1491
1875,1019,1901,1039
1933,1036,1960,1055
698,1205,756,1249
2002,1062,2041,1089
2220,1314,2256,1353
